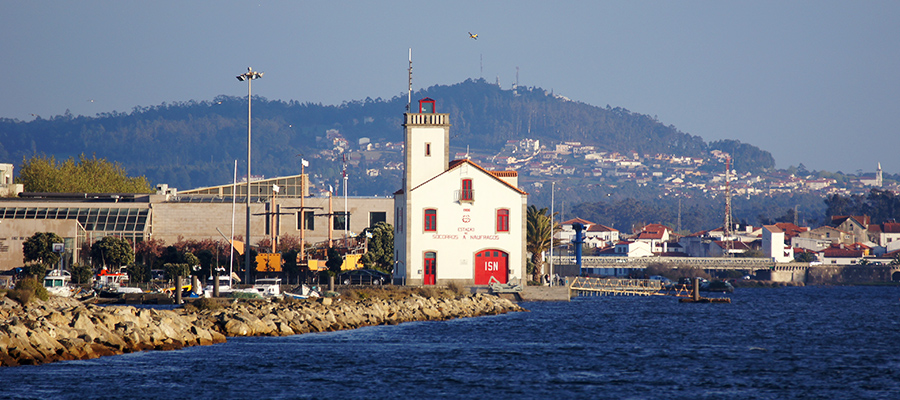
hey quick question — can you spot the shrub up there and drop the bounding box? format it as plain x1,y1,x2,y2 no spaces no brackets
14,277,49,302
415,286,438,298
192,297,222,311
447,281,468,298
229,291,261,299
7,289,33,304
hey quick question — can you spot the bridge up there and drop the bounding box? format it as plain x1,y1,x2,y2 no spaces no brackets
552,255,777,269
553,256,900,284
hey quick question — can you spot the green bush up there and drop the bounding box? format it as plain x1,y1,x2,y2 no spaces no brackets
14,277,49,302
229,291,261,299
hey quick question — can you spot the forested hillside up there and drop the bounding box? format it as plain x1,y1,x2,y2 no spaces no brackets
0,79,773,191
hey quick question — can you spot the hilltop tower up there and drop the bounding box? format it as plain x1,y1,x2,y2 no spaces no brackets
876,162,883,187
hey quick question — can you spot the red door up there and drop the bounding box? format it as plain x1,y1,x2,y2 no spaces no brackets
424,252,436,285
474,249,508,285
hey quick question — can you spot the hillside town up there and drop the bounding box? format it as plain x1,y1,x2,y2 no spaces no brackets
554,214,900,268
309,130,896,199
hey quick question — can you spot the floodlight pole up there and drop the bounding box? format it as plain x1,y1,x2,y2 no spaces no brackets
237,67,263,285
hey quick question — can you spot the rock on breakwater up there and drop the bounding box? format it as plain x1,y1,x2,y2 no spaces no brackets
1,291,523,367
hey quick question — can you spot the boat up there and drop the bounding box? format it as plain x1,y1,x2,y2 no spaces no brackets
94,268,143,298
251,277,282,298
228,277,283,299
43,269,77,297
283,284,322,299
203,274,236,297
700,279,735,293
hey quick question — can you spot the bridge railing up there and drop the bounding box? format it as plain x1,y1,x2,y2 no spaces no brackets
569,277,662,297
553,255,777,269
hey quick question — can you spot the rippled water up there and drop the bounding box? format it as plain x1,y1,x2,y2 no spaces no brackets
2,286,899,399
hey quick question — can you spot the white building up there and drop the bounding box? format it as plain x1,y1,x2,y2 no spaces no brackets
763,225,794,262
394,98,527,285
0,163,24,197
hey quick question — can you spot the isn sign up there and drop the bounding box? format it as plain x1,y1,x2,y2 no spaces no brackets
255,253,282,272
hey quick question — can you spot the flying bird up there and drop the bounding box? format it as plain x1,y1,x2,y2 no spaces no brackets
468,32,478,40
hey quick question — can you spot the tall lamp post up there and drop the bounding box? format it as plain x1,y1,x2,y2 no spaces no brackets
237,67,263,284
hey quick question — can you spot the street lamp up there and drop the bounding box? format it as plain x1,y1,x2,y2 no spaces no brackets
237,67,263,284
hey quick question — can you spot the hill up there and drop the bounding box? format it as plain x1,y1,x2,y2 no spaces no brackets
0,79,774,193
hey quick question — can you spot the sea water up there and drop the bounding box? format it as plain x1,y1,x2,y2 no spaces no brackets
2,286,899,399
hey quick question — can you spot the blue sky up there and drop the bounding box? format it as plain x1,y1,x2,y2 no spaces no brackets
2,1,899,175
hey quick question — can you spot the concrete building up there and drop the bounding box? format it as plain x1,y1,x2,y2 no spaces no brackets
0,175,393,271
394,98,527,286
763,225,794,262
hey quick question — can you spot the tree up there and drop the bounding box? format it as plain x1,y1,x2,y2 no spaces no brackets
325,248,344,276
526,205,561,282
70,264,94,285
90,236,134,269
323,247,344,291
794,252,817,263
359,222,394,273
22,232,64,278
17,153,153,193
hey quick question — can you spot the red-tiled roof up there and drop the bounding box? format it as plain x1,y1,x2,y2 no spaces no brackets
414,159,527,195
587,223,617,232
822,248,864,258
883,222,900,234
560,217,596,226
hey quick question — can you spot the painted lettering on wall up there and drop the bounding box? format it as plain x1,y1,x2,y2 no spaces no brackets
430,233,499,241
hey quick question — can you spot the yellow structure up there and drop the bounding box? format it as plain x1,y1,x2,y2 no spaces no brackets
307,253,363,272
255,253,283,272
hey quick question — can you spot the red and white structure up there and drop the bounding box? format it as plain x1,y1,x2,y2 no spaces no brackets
394,98,528,285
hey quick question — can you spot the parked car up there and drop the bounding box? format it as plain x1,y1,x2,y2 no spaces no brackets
338,269,390,285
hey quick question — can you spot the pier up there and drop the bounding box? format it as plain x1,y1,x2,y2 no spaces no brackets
568,277,663,297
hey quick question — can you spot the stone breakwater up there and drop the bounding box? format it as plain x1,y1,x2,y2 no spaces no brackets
0,293,524,367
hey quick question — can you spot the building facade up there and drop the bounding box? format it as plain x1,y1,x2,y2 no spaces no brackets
394,99,527,285
0,180,393,270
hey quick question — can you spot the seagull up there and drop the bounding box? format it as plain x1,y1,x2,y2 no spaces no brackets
468,32,478,40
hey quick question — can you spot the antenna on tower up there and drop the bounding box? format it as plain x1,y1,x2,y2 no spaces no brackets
407,48,412,112
480,54,483,78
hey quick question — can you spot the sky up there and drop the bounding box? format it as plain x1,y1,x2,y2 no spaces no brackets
2,1,899,175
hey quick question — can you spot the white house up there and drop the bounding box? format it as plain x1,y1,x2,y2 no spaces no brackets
557,218,619,248
609,241,653,258
394,98,527,286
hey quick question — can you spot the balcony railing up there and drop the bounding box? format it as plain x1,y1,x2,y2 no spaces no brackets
455,189,475,202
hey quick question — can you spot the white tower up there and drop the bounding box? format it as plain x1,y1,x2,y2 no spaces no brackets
876,162,883,187
402,98,450,192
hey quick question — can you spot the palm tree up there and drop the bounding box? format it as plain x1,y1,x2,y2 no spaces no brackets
526,205,561,282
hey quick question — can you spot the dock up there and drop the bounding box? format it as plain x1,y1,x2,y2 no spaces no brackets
568,277,663,297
